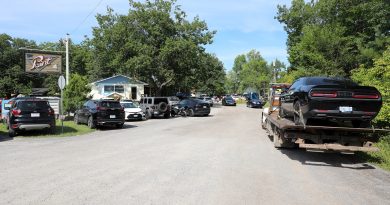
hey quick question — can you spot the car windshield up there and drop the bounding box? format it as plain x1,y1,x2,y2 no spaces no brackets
100,101,121,108
305,78,358,86
121,103,137,108
18,101,49,110
205,97,212,100
251,93,259,99
226,97,233,100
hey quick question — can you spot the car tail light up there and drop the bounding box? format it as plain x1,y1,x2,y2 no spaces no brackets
12,109,21,117
310,91,337,98
12,124,19,129
352,92,380,99
48,108,54,116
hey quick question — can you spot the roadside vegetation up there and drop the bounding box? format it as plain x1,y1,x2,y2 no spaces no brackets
0,120,94,138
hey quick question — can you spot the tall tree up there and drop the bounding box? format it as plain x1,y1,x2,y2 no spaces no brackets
276,0,390,76
90,0,216,96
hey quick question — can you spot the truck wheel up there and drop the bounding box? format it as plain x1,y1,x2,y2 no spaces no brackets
273,132,282,148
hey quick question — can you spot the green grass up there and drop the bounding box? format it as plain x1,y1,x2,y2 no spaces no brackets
0,120,94,138
357,135,390,171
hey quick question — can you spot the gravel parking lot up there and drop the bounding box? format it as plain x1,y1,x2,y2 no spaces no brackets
0,104,389,205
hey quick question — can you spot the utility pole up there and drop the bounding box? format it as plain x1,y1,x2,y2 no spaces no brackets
273,60,276,83
65,33,70,85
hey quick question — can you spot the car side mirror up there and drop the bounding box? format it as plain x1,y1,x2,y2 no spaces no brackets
4,103,12,110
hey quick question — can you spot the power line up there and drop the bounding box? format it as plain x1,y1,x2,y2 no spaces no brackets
71,0,105,34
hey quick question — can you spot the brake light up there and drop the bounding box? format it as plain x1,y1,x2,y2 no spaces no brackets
353,93,380,99
12,109,21,117
48,108,54,116
310,91,337,98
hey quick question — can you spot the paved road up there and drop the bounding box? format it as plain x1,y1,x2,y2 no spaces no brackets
0,104,389,205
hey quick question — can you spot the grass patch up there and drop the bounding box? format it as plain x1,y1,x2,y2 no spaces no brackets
357,135,390,171
235,98,247,104
0,120,94,138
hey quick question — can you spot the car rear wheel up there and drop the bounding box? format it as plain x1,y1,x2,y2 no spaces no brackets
87,116,96,129
8,126,16,137
74,114,80,125
116,123,124,129
293,101,306,126
188,109,194,117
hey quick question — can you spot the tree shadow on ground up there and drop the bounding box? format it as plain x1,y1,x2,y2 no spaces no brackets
97,124,138,131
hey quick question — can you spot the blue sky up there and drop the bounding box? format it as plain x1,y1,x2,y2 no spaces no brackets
0,0,290,70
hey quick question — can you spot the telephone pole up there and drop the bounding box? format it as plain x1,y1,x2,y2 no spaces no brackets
65,33,70,85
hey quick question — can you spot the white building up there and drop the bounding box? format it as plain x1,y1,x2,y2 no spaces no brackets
89,75,148,101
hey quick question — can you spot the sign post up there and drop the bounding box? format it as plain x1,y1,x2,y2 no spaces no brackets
58,75,66,134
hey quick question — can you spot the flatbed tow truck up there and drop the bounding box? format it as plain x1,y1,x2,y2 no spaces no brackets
261,83,388,152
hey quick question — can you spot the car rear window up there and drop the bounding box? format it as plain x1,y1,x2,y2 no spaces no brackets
121,102,137,108
18,101,49,110
99,101,121,108
154,98,168,104
305,78,358,86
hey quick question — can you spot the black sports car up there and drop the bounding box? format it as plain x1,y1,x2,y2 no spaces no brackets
279,77,382,127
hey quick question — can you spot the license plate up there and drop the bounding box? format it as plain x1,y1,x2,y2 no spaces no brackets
133,114,138,117
203,106,207,108
31,113,40,117
110,115,116,119
339,106,352,112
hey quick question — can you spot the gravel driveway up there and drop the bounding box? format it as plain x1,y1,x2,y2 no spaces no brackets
0,104,389,205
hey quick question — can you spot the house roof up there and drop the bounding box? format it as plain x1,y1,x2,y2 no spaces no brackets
91,75,148,85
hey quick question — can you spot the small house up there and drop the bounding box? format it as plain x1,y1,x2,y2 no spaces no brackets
89,75,148,101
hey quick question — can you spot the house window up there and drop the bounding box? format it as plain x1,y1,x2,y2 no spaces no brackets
104,85,124,93
104,85,114,92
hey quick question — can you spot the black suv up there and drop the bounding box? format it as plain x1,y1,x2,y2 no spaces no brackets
6,98,56,137
74,100,125,129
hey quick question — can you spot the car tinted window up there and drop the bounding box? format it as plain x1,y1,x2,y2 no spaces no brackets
99,101,121,108
121,103,137,108
225,97,233,100
305,77,358,86
18,101,49,110
154,98,168,104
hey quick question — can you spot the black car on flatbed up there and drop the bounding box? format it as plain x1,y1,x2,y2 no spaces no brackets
6,98,56,137
279,77,382,127
74,100,125,129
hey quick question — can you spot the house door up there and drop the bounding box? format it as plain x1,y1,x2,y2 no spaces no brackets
131,87,137,100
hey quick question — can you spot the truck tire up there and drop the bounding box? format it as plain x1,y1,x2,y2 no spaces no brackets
88,116,96,129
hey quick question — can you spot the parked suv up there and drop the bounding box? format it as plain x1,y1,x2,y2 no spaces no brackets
139,97,171,119
6,98,56,137
74,100,125,129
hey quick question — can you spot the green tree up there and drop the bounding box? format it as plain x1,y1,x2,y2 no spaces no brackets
352,46,390,128
276,0,390,76
90,0,216,95
63,74,91,112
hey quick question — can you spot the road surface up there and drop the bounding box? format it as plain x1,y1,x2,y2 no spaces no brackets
0,104,389,204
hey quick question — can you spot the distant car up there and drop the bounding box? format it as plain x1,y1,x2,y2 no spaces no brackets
246,92,263,108
120,101,145,121
74,100,125,129
222,96,236,106
198,97,214,107
279,77,382,127
178,98,210,116
6,98,56,137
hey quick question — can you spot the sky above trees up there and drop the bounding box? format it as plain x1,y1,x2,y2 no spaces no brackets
0,0,290,70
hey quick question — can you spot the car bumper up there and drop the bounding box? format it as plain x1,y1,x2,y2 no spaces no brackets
194,108,210,116
126,113,143,120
